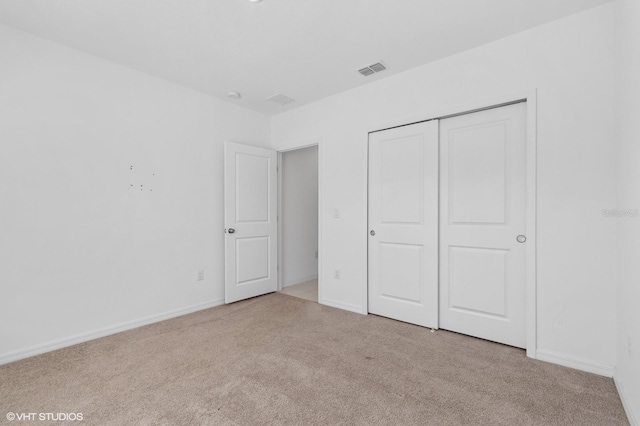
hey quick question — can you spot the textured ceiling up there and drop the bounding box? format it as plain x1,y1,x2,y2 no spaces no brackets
0,0,613,115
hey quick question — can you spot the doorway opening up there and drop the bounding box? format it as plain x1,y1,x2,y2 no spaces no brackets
277,145,319,303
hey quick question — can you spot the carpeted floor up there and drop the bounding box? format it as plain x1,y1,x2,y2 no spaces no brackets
0,293,629,425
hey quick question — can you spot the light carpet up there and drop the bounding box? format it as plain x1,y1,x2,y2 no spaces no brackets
0,293,629,425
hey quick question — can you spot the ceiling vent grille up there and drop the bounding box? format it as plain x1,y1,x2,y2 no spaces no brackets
266,93,295,105
358,67,375,77
358,62,387,77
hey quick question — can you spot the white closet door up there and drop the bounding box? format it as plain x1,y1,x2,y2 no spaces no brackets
224,142,278,304
368,120,439,328
439,103,527,348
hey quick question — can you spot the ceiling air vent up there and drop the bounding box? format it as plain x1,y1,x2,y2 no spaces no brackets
266,93,295,106
358,61,387,77
358,67,375,77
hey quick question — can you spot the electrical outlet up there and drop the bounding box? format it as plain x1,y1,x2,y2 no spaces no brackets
334,269,340,279
333,208,340,219
197,269,204,281
315,250,318,259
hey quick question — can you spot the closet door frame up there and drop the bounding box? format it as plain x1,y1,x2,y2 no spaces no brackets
363,90,537,359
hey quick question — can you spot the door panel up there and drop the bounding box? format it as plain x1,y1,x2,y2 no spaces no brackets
236,237,270,284
381,137,424,224
380,243,423,303
368,120,439,328
449,246,508,317
225,142,277,303
439,103,527,348
236,153,270,223
449,122,508,225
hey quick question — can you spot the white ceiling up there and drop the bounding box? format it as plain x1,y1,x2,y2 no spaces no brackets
0,0,612,116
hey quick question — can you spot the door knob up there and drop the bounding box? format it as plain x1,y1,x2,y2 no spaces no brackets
516,235,526,243
228,228,236,234
370,230,376,236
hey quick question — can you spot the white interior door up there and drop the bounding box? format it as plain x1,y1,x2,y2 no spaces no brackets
439,103,527,348
368,120,439,328
224,142,278,303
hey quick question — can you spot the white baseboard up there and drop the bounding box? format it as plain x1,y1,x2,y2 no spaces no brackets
0,298,225,366
282,274,318,288
615,375,639,426
320,297,365,315
536,348,615,377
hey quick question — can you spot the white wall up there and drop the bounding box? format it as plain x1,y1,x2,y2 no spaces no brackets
614,0,640,421
0,24,270,363
271,4,618,372
281,146,319,287
0,1,628,389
